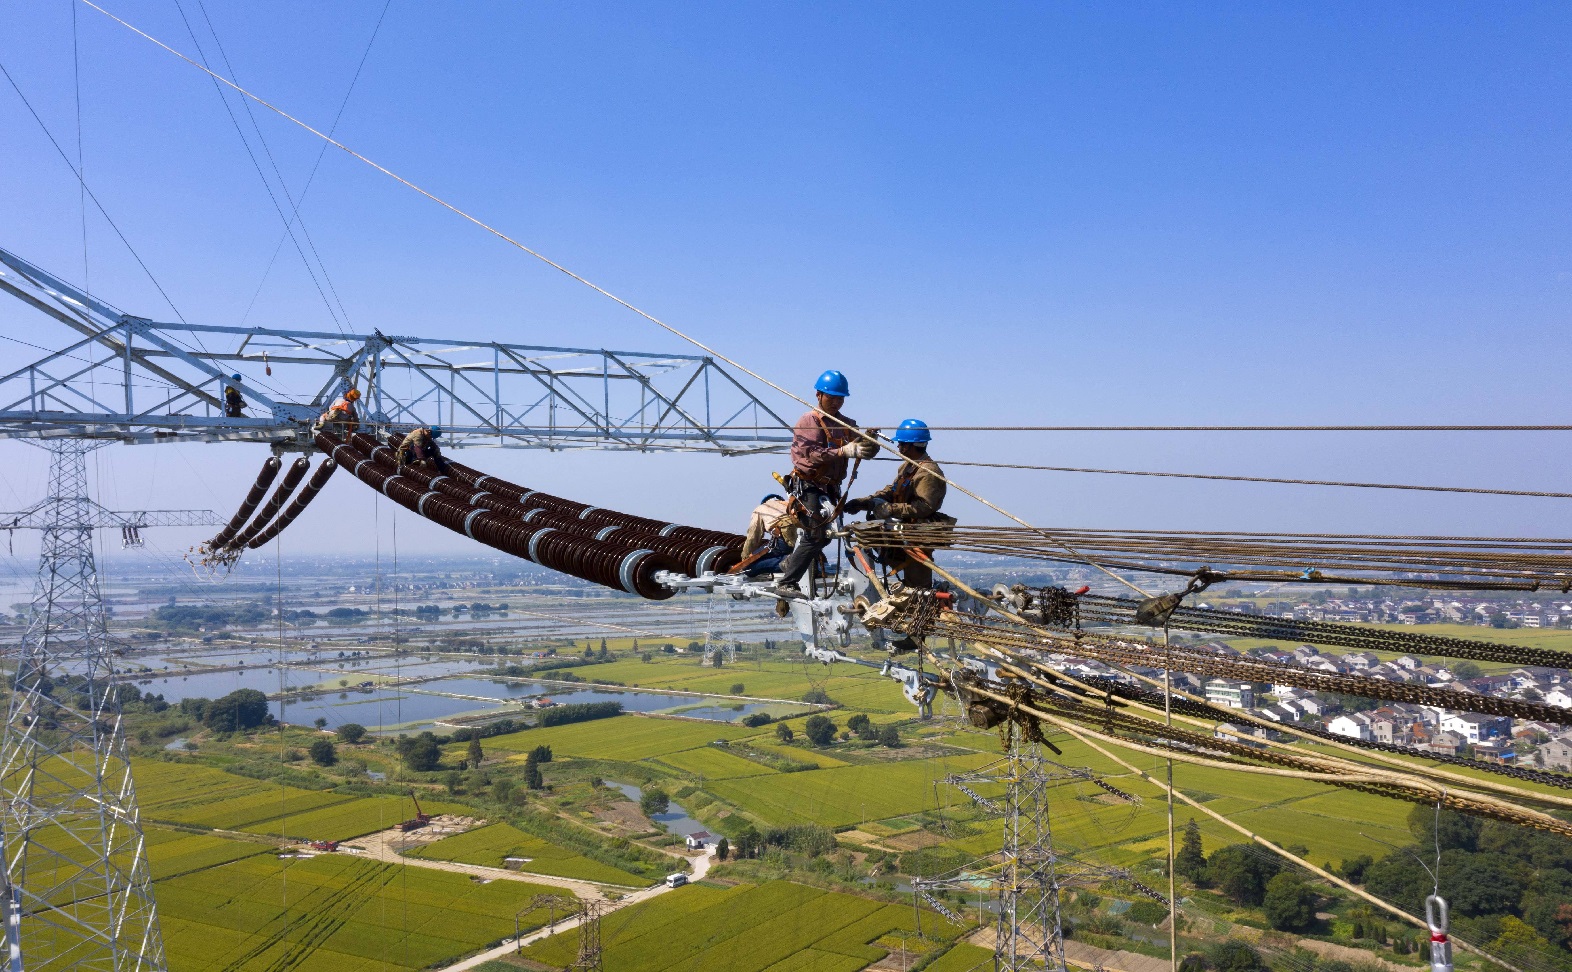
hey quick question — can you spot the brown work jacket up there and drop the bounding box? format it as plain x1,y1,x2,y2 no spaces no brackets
790,409,859,487
870,457,946,521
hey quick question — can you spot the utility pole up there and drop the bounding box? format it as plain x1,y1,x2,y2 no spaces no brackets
0,441,217,972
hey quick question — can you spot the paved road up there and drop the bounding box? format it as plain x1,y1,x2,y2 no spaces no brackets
436,847,714,972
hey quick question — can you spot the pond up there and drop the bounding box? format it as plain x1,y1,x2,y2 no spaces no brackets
409,678,807,723
604,781,707,838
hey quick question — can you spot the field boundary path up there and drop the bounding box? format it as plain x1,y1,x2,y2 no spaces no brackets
434,846,714,972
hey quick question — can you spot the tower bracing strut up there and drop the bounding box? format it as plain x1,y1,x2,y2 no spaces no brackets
0,441,219,972
0,245,792,453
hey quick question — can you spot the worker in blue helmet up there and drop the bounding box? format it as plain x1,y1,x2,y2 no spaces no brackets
845,419,951,589
397,424,449,473
223,374,247,419
770,371,877,599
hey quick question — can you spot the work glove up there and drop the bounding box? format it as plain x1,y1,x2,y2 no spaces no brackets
837,439,877,460
867,498,892,519
844,497,871,514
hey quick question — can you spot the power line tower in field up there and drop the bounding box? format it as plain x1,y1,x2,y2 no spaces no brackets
0,441,216,972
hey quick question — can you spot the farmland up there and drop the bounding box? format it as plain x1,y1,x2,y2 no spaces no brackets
519,880,962,972
707,754,997,829
158,852,561,972
655,745,777,779
485,714,753,762
409,823,649,885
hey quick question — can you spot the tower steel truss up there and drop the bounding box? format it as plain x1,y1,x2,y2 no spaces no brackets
0,441,216,972
0,246,791,453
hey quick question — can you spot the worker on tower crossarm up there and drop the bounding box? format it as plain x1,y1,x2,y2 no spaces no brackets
398,426,449,472
770,370,876,600
845,418,952,589
223,374,247,418
313,387,361,436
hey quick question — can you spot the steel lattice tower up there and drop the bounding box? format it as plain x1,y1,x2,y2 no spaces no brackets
994,738,1067,972
0,441,167,972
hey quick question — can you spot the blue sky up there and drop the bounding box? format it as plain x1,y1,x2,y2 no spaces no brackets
2,1,1570,564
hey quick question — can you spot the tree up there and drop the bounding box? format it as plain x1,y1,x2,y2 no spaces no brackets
530,745,553,763
1262,872,1317,932
1175,819,1207,884
444,770,462,794
775,722,795,743
492,777,515,803
640,786,670,817
642,652,652,663
735,827,763,859
313,717,328,729
802,688,833,705
308,739,337,766
1451,661,1483,681
467,735,483,768
846,714,871,733
523,757,544,790
730,683,745,695
1207,940,1265,972
202,688,271,733
716,837,730,861
337,723,367,744
395,732,442,772
803,715,837,746
879,725,901,747
1408,803,1479,852
1205,844,1280,906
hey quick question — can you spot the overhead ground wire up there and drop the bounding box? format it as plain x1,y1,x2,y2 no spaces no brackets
878,457,1572,499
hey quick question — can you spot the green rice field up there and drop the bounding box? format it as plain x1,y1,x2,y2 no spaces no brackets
520,880,961,972
408,822,649,885
159,852,560,972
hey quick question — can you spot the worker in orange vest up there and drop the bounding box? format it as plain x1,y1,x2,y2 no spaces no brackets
313,387,361,435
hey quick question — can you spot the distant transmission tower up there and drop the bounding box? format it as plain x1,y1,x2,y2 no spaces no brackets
701,594,737,667
0,441,216,972
932,726,1069,972
573,899,603,972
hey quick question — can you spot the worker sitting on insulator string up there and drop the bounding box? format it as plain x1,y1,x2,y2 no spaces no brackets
770,369,876,600
844,418,953,590
223,374,247,418
312,387,361,436
398,426,449,473
737,494,792,577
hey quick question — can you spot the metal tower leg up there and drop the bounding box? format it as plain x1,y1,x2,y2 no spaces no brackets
0,441,167,972
996,734,1067,972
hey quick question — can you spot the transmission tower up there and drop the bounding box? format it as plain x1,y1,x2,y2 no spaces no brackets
931,727,1069,972
0,441,218,972
572,899,603,972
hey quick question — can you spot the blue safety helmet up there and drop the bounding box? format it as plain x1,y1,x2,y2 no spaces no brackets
761,493,784,504
814,369,850,397
230,374,242,382
430,427,443,438
893,419,931,444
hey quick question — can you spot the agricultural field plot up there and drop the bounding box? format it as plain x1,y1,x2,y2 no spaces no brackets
237,795,466,843
486,714,752,762
158,851,560,972
708,754,997,828
740,742,849,768
922,943,995,972
521,880,960,972
146,827,269,880
656,745,777,779
133,759,361,832
407,822,649,885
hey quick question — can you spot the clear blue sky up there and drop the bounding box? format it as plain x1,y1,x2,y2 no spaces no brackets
2,1,1570,564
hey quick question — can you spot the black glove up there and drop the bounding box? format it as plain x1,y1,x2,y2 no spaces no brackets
844,497,871,514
